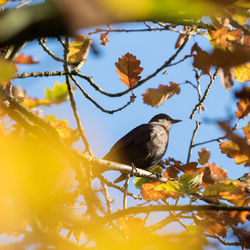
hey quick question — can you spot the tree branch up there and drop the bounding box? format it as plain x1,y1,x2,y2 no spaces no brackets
103,204,250,222
82,154,170,183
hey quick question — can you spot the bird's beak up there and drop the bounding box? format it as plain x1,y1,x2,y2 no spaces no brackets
172,119,182,124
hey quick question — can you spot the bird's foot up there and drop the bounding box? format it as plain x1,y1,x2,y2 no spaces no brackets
130,163,138,176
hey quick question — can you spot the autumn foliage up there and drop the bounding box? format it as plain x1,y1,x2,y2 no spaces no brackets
0,0,249,249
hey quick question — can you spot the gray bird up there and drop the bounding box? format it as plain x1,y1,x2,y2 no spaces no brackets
104,114,181,183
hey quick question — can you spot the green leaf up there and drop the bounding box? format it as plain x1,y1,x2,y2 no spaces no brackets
134,177,148,189
45,82,74,104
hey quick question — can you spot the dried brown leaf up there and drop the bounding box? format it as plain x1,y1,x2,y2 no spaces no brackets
115,52,143,88
142,82,180,107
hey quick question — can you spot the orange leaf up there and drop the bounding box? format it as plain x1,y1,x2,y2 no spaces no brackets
235,98,250,119
142,181,183,201
142,82,180,107
209,27,242,49
14,52,38,64
100,32,110,46
198,148,210,165
176,162,201,175
115,52,143,88
220,141,249,166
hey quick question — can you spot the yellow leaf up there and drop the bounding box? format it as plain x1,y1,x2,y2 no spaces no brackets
234,63,250,83
68,35,92,64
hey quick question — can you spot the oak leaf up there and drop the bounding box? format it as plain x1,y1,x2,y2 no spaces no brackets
198,148,210,165
14,52,38,64
209,27,242,49
115,52,143,88
235,98,250,119
142,82,180,107
220,140,249,166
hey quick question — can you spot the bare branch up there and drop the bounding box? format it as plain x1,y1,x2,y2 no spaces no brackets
192,136,226,148
189,70,218,119
70,75,136,114
99,175,142,200
205,234,242,246
63,37,93,156
123,175,130,210
186,121,200,163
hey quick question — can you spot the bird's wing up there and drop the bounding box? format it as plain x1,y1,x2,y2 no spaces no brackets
103,124,153,160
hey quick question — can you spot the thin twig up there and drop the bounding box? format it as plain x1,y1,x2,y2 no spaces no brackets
192,136,226,148
70,75,136,114
38,38,68,64
63,37,93,155
186,121,200,163
205,234,242,246
98,175,142,200
15,70,76,79
100,180,113,214
123,174,130,210
189,70,218,119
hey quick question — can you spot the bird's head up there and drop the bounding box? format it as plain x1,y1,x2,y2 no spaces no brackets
149,113,181,130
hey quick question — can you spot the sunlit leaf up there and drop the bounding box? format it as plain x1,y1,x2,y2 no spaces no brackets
68,34,92,64
235,95,250,119
142,181,183,201
44,115,79,144
45,82,73,104
220,140,249,166
234,63,250,83
142,82,180,107
115,52,143,88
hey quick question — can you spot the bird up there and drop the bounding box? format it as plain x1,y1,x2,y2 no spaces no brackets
103,113,181,183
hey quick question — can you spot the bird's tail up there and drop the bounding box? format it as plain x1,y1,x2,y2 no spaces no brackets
114,173,127,183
